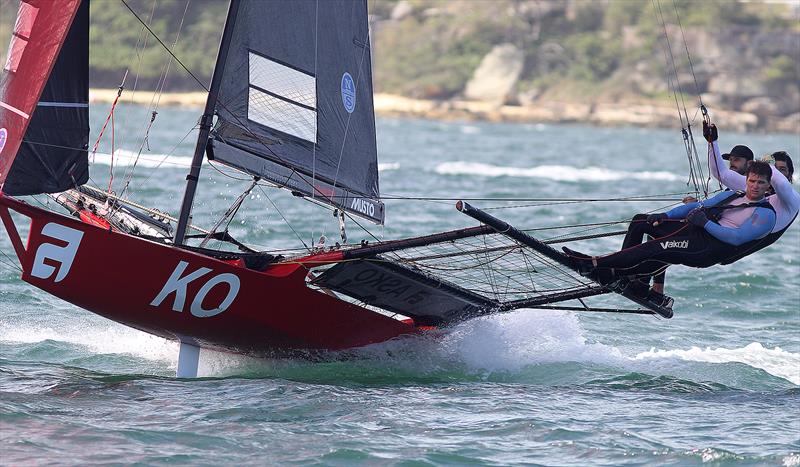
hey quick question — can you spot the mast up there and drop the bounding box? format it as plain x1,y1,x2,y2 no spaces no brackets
173,0,241,246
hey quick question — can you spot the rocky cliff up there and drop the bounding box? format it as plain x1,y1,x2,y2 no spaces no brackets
370,0,800,133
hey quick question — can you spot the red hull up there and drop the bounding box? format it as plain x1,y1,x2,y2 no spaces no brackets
0,194,416,354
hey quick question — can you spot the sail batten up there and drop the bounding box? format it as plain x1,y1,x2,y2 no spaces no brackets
210,0,384,224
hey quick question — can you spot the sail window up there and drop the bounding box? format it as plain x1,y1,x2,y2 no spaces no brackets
247,52,317,143
3,2,39,73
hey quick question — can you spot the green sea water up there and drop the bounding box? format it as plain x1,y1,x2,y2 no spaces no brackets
1,104,798,465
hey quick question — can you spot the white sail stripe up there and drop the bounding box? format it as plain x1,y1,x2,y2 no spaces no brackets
37,102,89,108
0,100,30,119
249,52,316,109
248,88,317,143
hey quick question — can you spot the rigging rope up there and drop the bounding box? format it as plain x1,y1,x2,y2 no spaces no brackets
78,184,210,233
110,0,157,192
652,0,709,199
672,0,705,111
672,1,719,193
199,178,257,249
311,0,320,243
257,185,311,251
118,0,191,201
88,74,126,196
119,0,366,239
109,0,711,257
119,0,208,92
0,249,22,273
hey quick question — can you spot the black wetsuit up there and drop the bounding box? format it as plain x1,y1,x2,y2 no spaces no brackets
588,191,776,283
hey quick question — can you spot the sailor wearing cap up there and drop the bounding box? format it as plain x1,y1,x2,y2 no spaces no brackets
720,144,754,175
562,160,777,309
703,122,799,262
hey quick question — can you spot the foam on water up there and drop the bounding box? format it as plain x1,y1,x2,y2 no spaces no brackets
784,454,800,467
2,305,797,387
434,309,624,371
91,149,191,169
193,310,630,380
167,310,620,379
0,318,178,364
378,162,400,171
521,123,548,131
435,161,682,181
459,125,481,134
633,342,800,385
90,150,402,173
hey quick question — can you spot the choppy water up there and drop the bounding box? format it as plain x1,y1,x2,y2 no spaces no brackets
1,104,799,465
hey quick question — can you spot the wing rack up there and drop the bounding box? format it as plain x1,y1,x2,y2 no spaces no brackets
312,203,673,325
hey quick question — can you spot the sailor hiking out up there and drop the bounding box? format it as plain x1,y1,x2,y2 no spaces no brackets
705,122,799,262
564,160,777,289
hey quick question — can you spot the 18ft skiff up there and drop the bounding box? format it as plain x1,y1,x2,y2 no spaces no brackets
0,0,672,376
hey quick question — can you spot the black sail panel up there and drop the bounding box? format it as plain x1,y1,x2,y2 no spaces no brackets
3,0,89,196
210,0,384,224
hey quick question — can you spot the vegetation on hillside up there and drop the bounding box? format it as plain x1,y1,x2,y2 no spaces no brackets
0,0,797,112
370,0,798,101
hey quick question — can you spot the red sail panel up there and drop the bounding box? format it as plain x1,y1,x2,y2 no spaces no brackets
0,0,81,190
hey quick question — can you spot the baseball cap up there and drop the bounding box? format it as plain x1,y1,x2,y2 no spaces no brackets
722,145,754,161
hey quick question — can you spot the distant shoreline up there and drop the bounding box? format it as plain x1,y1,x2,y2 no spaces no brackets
89,88,797,134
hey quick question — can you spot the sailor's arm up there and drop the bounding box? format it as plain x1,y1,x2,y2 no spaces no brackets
702,207,776,245
708,140,725,181
769,164,800,214
665,191,730,219
709,140,746,190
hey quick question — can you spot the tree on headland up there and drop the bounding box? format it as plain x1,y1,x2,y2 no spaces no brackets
0,0,796,130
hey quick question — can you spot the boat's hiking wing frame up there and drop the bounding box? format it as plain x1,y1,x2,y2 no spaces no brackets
313,202,673,324
455,201,674,319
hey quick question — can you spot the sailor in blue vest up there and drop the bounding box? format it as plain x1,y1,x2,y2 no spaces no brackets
705,122,799,264
564,161,777,292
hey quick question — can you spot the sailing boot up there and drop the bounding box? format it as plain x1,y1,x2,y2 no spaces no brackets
645,289,674,311
561,247,594,275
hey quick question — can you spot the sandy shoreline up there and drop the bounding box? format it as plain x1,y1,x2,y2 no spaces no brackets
89,88,795,133
90,88,208,107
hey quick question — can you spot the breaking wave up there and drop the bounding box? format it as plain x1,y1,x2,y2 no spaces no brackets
378,162,400,171
634,342,800,385
90,150,401,172
0,318,178,364
91,149,191,169
2,308,796,386
435,161,682,182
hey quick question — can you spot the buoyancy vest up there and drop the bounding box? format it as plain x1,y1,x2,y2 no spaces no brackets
701,190,785,265
719,212,797,265
704,190,774,223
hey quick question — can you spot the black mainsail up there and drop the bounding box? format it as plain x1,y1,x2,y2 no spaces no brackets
208,0,384,224
2,0,89,196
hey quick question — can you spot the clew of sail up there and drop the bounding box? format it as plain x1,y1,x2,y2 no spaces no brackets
0,0,88,195
208,0,384,224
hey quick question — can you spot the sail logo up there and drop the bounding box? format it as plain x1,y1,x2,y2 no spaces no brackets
350,197,375,217
0,128,8,154
660,240,689,249
30,223,84,283
341,72,356,113
0,128,7,155
150,261,240,318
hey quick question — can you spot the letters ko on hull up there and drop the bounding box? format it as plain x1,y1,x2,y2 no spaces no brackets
150,261,240,318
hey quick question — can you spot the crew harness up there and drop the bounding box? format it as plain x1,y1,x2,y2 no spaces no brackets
700,190,781,265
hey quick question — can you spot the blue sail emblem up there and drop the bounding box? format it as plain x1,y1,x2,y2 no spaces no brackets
341,72,356,113
0,128,7,155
